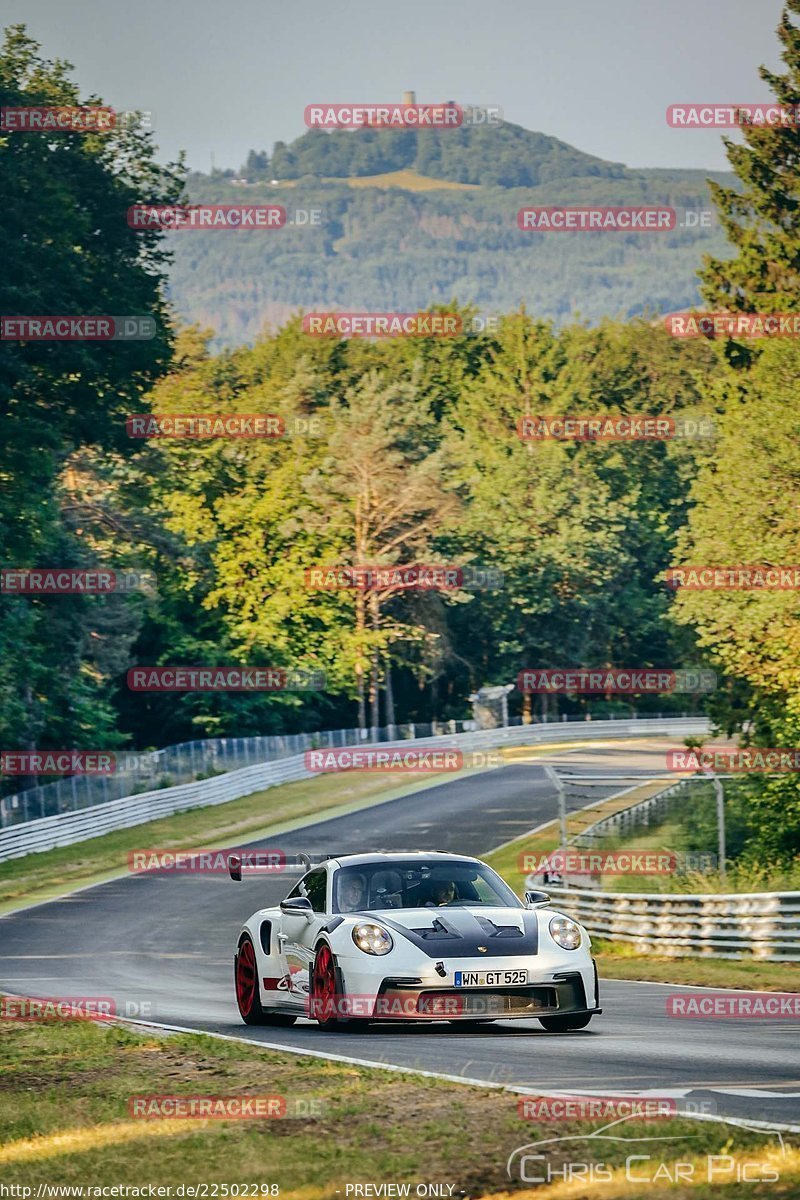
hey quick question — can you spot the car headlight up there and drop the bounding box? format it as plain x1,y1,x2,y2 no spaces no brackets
352,922,393,956
549,915,582,950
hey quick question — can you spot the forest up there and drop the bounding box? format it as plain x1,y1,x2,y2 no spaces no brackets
2,14,800,863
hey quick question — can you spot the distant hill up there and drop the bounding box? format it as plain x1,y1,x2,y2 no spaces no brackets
166,118,735,347
268,119,631,188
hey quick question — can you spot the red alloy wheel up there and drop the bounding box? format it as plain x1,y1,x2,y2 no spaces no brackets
312,944,338,1023
236,937,257,1018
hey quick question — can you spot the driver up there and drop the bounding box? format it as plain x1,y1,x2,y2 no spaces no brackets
338,872,367,912
428,880,457,906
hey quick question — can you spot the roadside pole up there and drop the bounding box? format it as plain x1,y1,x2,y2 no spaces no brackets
709,771,726,880
544,764,569,848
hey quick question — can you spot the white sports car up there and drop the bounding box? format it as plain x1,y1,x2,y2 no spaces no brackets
231,851,600,1031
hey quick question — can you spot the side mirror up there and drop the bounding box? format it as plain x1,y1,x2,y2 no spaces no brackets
524,890,551,908
280,896,314,921
228,854,242,882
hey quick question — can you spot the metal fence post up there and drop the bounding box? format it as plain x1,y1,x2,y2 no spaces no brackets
544,766,568,848
710,771,726,879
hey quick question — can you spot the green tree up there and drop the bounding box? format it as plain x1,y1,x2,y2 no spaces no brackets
0,25,182,761
242,149,270,182
700,1,800,312
670,339,800,860
442,314,717,720
305,369,460,730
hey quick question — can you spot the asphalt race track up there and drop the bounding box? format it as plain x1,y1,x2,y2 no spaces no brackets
2,740,799,1132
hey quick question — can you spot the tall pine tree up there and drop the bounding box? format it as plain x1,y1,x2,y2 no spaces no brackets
701,1,800,311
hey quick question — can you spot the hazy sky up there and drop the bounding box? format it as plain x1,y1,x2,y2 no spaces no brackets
6,0,788,173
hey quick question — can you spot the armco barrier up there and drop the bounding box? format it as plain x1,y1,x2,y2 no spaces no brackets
533,886,800,962
0,717,708,862
0,712,703,827
1,719,485,826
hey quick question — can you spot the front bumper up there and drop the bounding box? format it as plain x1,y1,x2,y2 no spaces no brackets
373,969,598,1020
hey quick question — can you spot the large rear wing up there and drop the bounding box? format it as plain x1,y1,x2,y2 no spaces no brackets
227,850,318,881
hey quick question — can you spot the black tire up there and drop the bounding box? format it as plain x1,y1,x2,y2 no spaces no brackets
235,934,297,1026
538,1012,594,1032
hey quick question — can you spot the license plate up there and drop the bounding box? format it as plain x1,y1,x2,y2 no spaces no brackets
454,969,529,987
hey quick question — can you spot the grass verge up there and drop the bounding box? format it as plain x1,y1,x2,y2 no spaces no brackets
342,168,481,191
483,779,669,896
592,940,800,991
0,1016,793,1198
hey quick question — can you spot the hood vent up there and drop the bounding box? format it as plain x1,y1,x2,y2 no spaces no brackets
379,909,539,959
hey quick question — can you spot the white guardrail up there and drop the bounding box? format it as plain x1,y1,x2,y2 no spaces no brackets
538,886,800,962
0,717,708,862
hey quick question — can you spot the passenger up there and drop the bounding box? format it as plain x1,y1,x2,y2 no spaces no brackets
338,873,367,912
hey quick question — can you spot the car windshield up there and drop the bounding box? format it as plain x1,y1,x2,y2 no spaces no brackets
332,859,522,913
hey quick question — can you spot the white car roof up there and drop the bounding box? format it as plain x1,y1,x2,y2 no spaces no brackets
327,851,482,869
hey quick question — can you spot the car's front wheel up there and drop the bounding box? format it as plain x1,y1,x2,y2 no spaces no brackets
235,934,297,1026
538,1012,593,1032
311,943,346,1030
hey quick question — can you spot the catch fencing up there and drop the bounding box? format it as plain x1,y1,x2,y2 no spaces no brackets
574,780,688,845
1,720,479,828
524,773,799,961
0,716,707,862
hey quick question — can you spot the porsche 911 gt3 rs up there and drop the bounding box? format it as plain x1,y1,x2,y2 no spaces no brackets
231,850,600,1031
